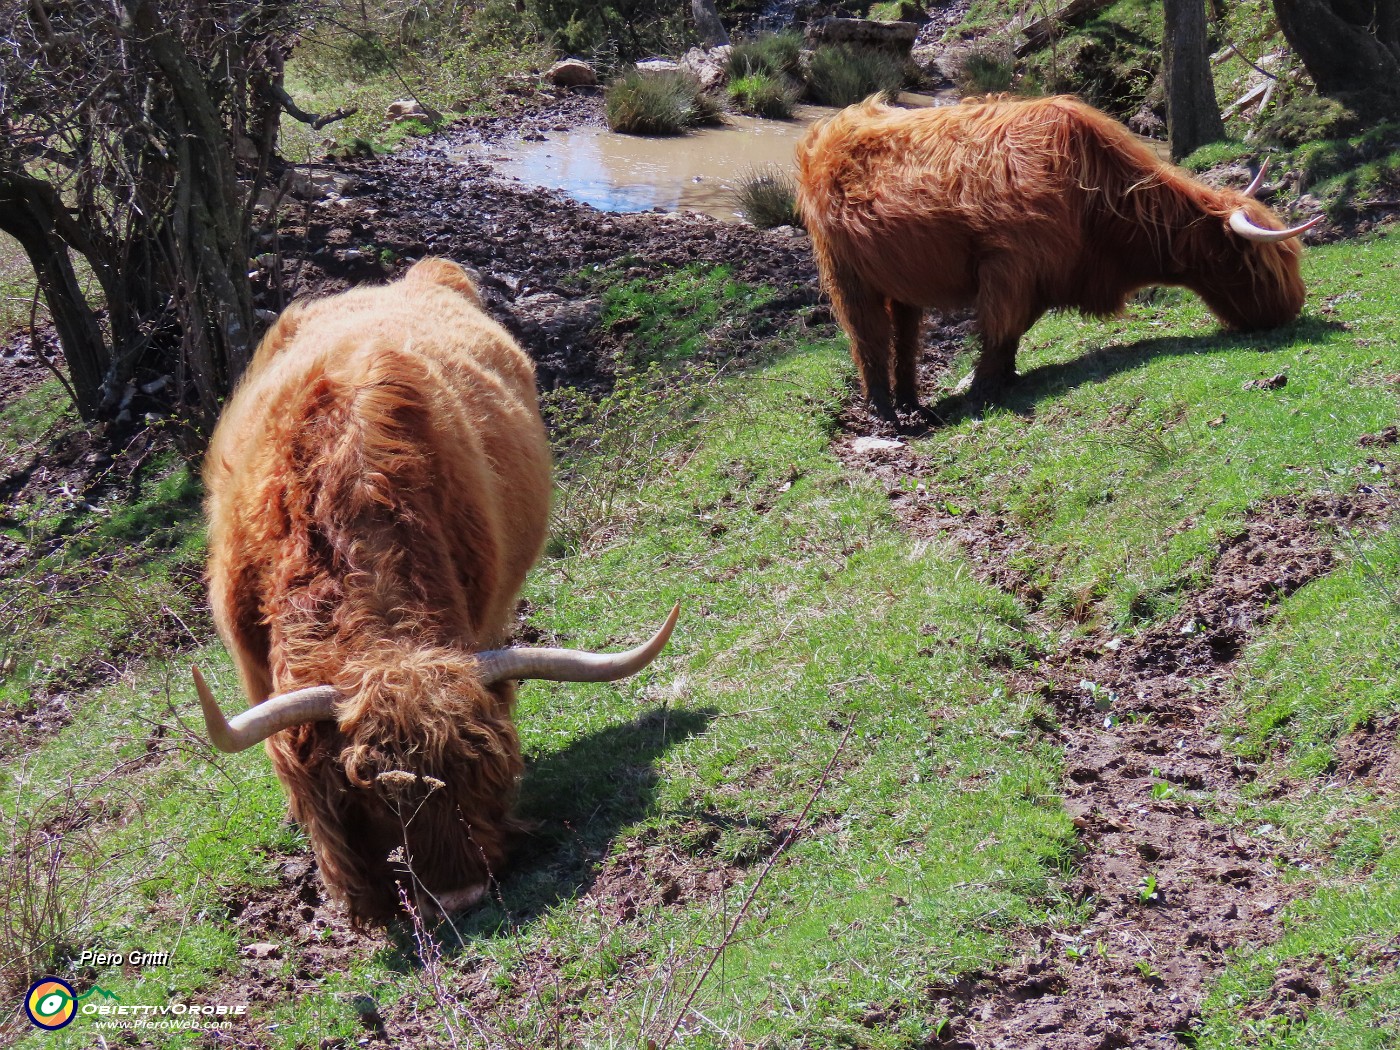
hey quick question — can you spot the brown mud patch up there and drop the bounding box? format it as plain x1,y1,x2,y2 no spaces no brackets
1237,940,1400,1028
838,374,1395,1046
176,808,807,1047
0,325,56,407
273,92,822,400
1327,714,1400,792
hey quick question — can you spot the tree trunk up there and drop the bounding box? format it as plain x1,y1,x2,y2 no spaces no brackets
1163,0,1225,160
124,0,259,423
691,0,729,48
0,175,109,418
1273,0,1400,120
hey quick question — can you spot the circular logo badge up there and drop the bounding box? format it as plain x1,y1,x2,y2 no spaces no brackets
25,978,77,1030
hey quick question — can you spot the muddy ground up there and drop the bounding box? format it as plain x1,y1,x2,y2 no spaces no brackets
271,87,823,400
2,86,1397,1048
840,424,1396,1047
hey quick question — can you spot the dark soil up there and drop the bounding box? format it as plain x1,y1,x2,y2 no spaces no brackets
183,811,805,1048
837,322,1396,1047
272,89,821,400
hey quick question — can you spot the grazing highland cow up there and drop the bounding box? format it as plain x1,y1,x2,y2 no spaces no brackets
796,95,1319,417
196,258,677,923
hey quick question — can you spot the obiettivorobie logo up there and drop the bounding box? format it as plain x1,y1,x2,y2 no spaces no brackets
25,980,122,1030
25,978,76,1030
23,977,245,1033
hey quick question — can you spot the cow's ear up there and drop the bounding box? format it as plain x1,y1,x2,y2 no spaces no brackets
405,257,483,307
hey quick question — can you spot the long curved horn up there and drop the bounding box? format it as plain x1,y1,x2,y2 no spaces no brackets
193,665,342,752
1242,160,1269,199
1229,210,1322,243
474,603,680,685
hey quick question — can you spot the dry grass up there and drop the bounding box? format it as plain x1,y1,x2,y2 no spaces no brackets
0,767,147,996
731,166,801,229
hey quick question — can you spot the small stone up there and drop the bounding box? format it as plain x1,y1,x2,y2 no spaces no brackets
241,942,281,960
546,59,597,88
849,436,904,453
385,99,429,123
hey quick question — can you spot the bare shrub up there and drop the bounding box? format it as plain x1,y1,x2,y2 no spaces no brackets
0,771,140,995
0,0,344,429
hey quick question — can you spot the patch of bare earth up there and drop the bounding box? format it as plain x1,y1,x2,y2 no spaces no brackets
837,361,1395,1047
175,810,805,1047
271,91,822,401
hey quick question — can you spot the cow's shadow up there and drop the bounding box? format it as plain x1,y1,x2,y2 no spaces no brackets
381,704,714,959
910,315,1346,433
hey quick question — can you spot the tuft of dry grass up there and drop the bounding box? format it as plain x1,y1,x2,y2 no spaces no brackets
605,68,724,136
731,166,801,229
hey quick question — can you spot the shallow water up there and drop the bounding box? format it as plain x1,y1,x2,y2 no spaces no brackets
444,89,1164,225
448,106,837,223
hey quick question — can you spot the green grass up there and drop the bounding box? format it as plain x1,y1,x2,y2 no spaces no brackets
605,67,724,136
278,1,549,158
1,234,38,340
2,225,1398,1044
0,383,205,721
1225,537,1400,777
726,31,804,82
951,40,1016,95
904,231,1398,631
1183,122,1400,223
806,44,906,107
599,262,776,366
727,71,799,119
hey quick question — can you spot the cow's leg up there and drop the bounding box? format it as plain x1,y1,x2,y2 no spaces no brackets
829,273,896,419
968,261,1043,400
891,301,923,414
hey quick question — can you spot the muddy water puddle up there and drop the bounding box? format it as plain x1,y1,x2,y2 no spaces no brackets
447,107,836,222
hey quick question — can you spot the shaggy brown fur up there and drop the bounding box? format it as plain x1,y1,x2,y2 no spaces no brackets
203,258,552,923
796,95,1309,416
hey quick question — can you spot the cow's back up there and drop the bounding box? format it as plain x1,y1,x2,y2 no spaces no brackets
204,261,552,704
795,96,1147,308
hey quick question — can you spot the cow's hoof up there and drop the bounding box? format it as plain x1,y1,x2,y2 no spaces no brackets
866,397,898,423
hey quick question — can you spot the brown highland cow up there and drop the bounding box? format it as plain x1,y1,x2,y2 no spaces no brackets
796,95,1319,417
196,258,677,923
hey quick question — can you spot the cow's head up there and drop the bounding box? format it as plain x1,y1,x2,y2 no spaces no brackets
193,606,678,923
1191,162,1319,332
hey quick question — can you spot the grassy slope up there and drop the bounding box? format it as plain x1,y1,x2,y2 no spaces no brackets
907,228,1400,1047
1,228,1397,1047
